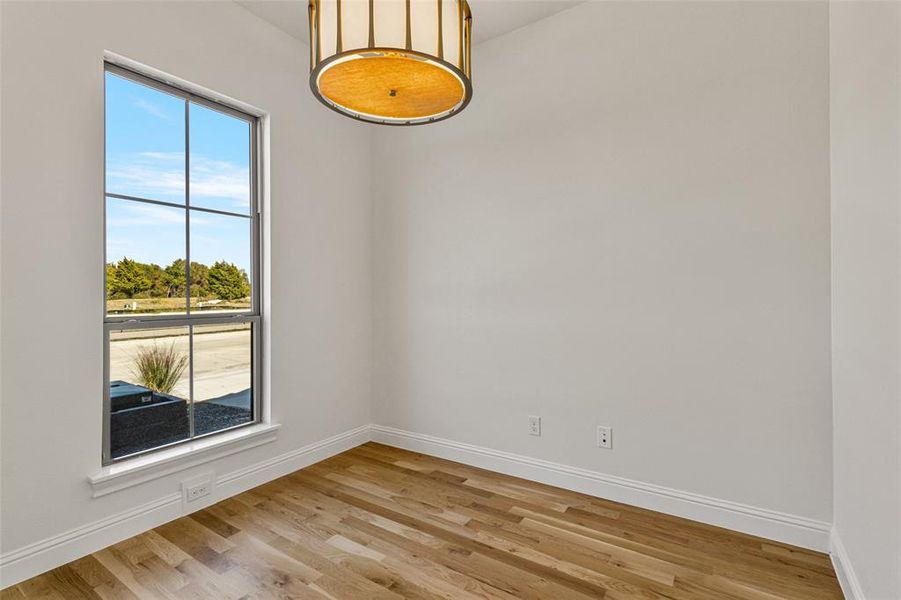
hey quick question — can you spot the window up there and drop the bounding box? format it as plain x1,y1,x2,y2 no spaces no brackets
103,64,261,464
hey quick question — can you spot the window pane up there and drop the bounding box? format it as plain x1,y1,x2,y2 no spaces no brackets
103,67,260,464
189,102,251,214
109,326,190,460
106,198,187,317
189,211,252,313
105,72,186,204
192,322,253,436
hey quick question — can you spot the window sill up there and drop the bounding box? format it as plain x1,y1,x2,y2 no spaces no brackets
88,422,280,498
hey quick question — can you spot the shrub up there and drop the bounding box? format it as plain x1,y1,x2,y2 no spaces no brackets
131,342,188,394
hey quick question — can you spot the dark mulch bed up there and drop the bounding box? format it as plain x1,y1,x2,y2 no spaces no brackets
111,402,251,459
194,402,252,436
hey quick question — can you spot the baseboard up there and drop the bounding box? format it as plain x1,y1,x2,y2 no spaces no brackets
0,492,183,589
0,423,371,588
215,424,371,499
370,424,832,552
830,528,865,600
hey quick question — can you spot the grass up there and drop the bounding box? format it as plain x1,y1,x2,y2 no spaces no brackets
131,342,189,394
107,296,250,315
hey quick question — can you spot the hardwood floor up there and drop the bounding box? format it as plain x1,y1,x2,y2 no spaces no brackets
2,442,843,599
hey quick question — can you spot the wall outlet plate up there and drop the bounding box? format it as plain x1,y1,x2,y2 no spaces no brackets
528,415,541,436
597,425,612,449
181,472,214,506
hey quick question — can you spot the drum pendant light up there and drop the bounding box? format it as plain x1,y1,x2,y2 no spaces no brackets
308,0,472,125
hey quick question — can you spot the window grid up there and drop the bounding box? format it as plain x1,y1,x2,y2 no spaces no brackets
103,63,262,465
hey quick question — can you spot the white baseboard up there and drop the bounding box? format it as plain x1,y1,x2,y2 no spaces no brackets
830,528,865,600
0,424,371,588
0,492,184,589
370,424,832,552
215,424,370,499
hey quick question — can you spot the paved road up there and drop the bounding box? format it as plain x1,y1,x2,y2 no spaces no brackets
110,329,250,402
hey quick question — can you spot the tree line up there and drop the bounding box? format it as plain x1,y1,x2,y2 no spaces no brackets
106,258,251,301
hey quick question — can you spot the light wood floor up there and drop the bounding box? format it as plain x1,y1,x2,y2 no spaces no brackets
2,442,843,599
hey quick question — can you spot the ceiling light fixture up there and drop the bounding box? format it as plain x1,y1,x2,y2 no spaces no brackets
308,0,472,125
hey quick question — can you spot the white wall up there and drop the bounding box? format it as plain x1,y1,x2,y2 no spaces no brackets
372,1,833,524
830,2,901,598
0,0,371,571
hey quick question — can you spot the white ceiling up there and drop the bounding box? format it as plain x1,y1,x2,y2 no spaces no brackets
237,0,583,46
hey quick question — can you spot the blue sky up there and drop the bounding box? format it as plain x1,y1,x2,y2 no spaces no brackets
105,72,251,273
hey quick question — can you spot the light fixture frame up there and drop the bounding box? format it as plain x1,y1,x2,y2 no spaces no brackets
308,0,473,126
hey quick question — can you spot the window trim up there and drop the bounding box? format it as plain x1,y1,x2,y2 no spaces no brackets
102,62,263,466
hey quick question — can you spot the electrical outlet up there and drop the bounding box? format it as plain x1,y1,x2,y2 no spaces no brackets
186,483,210,502
597,425,612,449
528,415,541,436
182,473,214,504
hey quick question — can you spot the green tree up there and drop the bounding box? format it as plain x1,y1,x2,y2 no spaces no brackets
142,263,167,298
161,260,210,298
163,259,187,298
110,258,152,298
106,263,118,298
190,261,210,298
207,261,250,300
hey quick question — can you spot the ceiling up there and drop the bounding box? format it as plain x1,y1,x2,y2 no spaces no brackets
237,0,583,46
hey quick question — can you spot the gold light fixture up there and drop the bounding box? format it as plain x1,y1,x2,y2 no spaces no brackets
308,0,472,125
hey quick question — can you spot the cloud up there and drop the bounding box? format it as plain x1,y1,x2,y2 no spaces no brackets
190,158,250,209
133,97,174,121
107,152,250,210
140,151,183,161
107,200,218,227
106,237,137,259
107,201,185,226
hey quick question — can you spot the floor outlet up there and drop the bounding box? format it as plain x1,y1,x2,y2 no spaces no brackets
528,415,541,436
597,426,612,449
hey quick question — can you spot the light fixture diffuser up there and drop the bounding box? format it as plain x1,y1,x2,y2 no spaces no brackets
309,0,472,125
